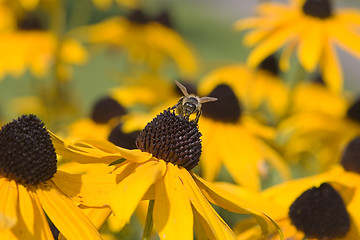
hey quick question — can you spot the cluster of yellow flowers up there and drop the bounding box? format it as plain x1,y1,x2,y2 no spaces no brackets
1,0,360,239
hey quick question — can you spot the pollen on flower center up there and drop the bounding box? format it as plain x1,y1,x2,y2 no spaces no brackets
108,123,140,149
0,115,57,185
288,183,350,239
201,84,242,123
340,137,360,174
91,97,126,124
136,109,202,170
302,0,333,19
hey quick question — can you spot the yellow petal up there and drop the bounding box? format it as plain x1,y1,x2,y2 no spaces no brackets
279,39,297,71
79,206,112,229
221,126,262,191
328,20,360,59
258,140,291,181
52,170,117,207
154,164,193,240
247,19,304,68
36,181,102,240
179,168,238,240
200,121,222,181
109,160,166,229
320,37,343,94
297,19,324,71
17,185,34,235
0,179,18,230
27,189,54,239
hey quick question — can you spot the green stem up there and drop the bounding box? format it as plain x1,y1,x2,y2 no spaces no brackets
142,200,155,240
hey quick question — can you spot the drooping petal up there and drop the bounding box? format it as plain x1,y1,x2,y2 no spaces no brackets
109,160,166,229
36,181,102,240
297,19,324,71
50,131,152,164
179,168,238,240
154,163,193,240
52,170,117,207
192,173,284,239
279,38,297,71
0,179,18,230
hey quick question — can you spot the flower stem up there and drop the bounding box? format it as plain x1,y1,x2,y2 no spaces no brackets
142,200,155,240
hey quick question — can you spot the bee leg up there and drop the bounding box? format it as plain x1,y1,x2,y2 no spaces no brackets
194,110,201,124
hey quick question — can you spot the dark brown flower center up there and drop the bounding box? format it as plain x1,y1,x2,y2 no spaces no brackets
347,99,360,123
289,183,350,239
127,9,173,28
136,109,202,170
201,84,242,123
340,137,360,174
17,13,44,30
258,55,279,76
91,97,126,124
108,123,140,149
0,115,57,185
302,0,332,19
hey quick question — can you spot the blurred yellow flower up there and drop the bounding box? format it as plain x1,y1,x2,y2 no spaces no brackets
235,0,360,93
52,109,282,240
0,3,87,81
72,10,198,77
197,71,290,191
277,97,360,172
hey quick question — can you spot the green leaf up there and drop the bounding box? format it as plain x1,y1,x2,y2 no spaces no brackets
109,158,126,166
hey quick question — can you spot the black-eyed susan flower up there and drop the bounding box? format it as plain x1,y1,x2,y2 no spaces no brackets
0,114,108,239
52,108,282,239
234,181,358,240
234,136,360,239
71,10,198,77
197,74,290,191
235,0,360,93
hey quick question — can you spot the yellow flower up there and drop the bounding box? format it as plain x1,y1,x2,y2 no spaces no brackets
230,137,360,240
0,6,87,81
235,0,360,93
277,98,360,171
52,109,282,239
290,79,349,117
0,114,106,239
197,72,290,191
72,10,198,77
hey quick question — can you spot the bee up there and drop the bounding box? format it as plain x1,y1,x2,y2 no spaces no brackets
171,80,217,123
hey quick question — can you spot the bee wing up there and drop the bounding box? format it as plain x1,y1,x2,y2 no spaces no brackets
175,80,189,96
200,96,218,103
